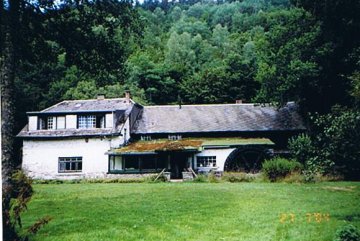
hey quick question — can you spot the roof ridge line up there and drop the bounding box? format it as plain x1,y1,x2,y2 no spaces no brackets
60,97,128,102
144,103,258,108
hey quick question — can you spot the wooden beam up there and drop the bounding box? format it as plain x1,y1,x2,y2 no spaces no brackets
154,168,166,181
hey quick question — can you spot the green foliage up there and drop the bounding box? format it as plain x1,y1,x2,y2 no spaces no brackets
207,173,221,183
192,174,208,183
311,108,360,179
262,158,303,181
334,224,360,241
222,172,257,182
147,173,168,182
6,171,51,240
254,8,321,106
33,178,147,184
288,133,314,164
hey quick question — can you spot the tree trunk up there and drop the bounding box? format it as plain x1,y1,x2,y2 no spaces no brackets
1,0,20,239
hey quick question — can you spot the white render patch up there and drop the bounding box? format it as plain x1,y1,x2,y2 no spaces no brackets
22,137,124,179
194,148,236,171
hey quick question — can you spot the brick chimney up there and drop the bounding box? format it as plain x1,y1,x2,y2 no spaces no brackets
125,91,131,104
236,99,243,104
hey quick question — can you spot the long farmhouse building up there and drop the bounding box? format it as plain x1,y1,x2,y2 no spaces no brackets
17,93,305,179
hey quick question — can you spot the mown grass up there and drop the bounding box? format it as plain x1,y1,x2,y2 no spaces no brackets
21,182,360,241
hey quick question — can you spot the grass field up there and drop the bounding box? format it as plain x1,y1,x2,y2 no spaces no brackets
21,182,360,241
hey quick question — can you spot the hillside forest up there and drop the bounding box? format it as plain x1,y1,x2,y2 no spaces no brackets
1,0,360,179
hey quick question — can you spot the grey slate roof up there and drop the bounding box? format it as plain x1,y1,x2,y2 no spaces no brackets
17,127,120,138
29,98,133,114
132,102,305,134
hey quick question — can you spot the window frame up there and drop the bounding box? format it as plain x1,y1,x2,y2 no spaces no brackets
168,134,182,141
197,156,217,168
38,116,66,130
77,114,105,129
58,157,83,173
141,135,152,141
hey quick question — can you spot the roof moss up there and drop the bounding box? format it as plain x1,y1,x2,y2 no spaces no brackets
112,137,274,154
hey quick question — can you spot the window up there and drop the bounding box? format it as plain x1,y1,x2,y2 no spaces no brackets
168,134,182,140
141,156,157,170
77,115,105,129
47,117,54,130
58,157,82,173
112,155,165,173
124,157,139,170
141,135,152,141
38,117,46,130
197,156,216,167
78,115,96,129
38,116,65,130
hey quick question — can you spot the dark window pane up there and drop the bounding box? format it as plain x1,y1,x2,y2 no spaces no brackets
141,156,156,169
58,157,82,173
125,157,139,169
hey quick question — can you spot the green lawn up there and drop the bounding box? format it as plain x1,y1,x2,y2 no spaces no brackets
22,182,360,241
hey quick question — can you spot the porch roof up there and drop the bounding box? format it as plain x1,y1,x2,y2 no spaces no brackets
109,137,274,155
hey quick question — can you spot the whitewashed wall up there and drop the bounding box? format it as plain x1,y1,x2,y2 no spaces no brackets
22,137,122,179
194,148,236,171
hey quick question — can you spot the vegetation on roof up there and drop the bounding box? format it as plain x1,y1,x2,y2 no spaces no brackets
113,138,274,153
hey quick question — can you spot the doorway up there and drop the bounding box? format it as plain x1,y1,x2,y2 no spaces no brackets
169,152,189,179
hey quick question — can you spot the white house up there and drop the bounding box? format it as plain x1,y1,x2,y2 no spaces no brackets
17,94,305,179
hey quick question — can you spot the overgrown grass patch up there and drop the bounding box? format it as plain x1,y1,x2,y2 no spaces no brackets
21,182,360,241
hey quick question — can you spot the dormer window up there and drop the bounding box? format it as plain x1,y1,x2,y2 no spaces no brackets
78,115,96,129
141,135,152,141
168,134,182,141
38,116,65,130
77,114,105,129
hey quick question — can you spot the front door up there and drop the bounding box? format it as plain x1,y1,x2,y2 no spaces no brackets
170,153,188,179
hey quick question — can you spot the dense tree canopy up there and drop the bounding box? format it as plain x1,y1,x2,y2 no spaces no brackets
1,0,360,180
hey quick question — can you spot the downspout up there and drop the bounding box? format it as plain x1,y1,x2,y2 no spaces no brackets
123,128,127,146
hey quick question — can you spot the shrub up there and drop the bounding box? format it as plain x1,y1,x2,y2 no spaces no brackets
262,158,303,182
288,133,314,164
334,224,360,241
208,173,221,183
192,175,208,183
147,173,168,182
102,178,146,183
222,172,257,182
283,171,304,183
311,108,360,179
4,171,52,240
33,179,64,184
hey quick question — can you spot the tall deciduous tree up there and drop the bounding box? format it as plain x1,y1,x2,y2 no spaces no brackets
1,0,20,239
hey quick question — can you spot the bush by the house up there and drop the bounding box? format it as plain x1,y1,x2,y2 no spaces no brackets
222,172,258,182
334,224,360,241
288,133,314,165
192,175,208,183
147,173,168,182
262,158,303,182
311,108,360,180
